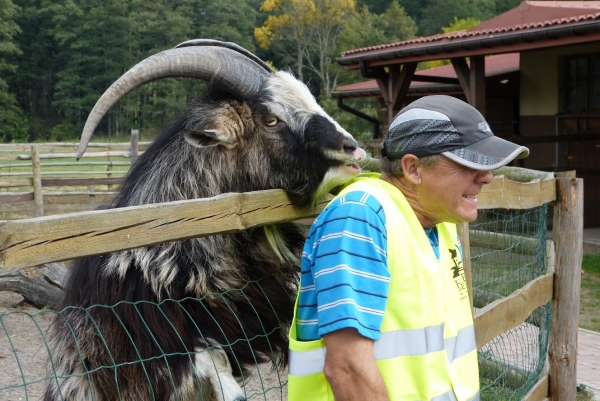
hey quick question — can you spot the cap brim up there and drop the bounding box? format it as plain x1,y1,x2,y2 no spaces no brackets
442,135,529,171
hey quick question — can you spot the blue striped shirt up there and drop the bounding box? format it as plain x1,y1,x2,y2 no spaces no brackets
297,190,452,342
297,190,389,341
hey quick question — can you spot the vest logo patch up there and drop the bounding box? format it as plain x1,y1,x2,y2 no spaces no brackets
449,248,468,300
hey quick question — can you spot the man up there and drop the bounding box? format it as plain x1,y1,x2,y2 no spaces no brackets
287,95,529,401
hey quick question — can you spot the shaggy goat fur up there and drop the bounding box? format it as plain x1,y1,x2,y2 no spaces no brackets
43,71,364,401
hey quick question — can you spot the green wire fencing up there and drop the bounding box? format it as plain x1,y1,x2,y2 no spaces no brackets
0,282,290,400
0,167,584,400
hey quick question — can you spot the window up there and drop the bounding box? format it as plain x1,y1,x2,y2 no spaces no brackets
564,53,600,112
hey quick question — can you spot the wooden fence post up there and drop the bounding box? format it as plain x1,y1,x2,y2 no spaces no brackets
130,129,139,165
31,145,43,217
107,155,113,191
89,184,96,207
549,172,583,400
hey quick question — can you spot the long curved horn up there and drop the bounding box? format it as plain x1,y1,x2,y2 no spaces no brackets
77,44,271,159
175,39,274,73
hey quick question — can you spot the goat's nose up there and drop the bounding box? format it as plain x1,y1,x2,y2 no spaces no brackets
343,136,358,152
343,136,365,160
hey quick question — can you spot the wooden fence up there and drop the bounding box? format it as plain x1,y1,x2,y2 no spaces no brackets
0,139,380,220
0,137,150,218
0,167,583,400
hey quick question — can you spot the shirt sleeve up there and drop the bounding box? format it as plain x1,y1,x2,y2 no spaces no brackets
302,191,390,341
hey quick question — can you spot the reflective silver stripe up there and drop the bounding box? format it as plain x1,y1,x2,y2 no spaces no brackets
289,324,476,376
431,388,479,401
289,324,444,375
373,324,445,359
288,347,326,376
431,389,457,401
444,326,476,363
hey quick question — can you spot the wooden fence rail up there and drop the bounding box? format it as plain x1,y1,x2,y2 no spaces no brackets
0,137,151,218
0,139,582,399
0,170,583,400
0,140,380,219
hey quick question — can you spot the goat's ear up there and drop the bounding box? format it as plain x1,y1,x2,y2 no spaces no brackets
183,129,237,149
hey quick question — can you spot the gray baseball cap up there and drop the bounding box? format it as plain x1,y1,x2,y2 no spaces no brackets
381,95,529,171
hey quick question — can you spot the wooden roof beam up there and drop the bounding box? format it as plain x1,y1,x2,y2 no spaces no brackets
470,55,486,117
450,56,486,116
389,63,417,121
451,57,472,104
412,75,460,85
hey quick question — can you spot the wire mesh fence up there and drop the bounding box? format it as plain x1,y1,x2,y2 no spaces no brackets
0,182,562,400
471,205,551,400
0,283,290,401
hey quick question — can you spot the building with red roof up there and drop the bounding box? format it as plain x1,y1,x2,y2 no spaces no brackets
334,1,600,227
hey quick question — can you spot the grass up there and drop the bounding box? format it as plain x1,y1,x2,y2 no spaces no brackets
580,253,600,332
577,384,596,401
0,142,134,219
0,142,133,182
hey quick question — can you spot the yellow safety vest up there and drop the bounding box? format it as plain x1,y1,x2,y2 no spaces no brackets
288,175,480,401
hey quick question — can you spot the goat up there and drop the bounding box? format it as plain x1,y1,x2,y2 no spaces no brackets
42,39,365,401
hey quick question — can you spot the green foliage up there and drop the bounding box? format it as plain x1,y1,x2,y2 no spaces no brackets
382,1,418,42
194,0,258,52
319,97,378,139
48,121,78,141
580,253,600,332
1,114,28,142
442,16,481,33
582,253,600,275
418,16,480,70
332,1,417,138
7,0,258,141
493,0,522,15
355,0,393,14
415,0,495,36
3,0,526,142
0,0,25,141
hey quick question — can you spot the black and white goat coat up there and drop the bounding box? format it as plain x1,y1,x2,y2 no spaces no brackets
43,40,365,401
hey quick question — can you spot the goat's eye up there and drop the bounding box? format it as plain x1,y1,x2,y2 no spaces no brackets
265,117,278,127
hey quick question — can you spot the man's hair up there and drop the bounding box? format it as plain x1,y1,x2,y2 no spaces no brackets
381,154,441,178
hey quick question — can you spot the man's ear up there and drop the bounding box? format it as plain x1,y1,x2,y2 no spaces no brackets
401,154,422,185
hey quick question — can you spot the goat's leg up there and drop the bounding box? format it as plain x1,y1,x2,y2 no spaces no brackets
193,346,246,401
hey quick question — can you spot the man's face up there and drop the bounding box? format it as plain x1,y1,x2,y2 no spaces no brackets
416,155,493,227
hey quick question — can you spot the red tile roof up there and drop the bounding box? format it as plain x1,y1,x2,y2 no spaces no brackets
342,1,600,57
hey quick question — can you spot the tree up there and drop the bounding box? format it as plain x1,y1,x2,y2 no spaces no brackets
442,16,480,33
355,0,392,14
256,0,356,97
11,0,62,141
327,1,417,137
338,5,388,51
418,16,480,70
255,0,317,81
126,0,196,135
0,0,25,141
29,0,130,139
382,1,418,43
493,0,522,15
194,0,259,53
418,0,494,36
338,1,416,60
395,0,434,29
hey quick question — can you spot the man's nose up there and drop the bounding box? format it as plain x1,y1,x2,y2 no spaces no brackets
477,170,494,184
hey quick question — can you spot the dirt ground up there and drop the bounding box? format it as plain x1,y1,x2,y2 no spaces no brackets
0,291,288,401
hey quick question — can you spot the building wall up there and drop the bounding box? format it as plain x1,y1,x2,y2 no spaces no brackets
519,116,557,169
520,42,600,116
520,42,600,227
